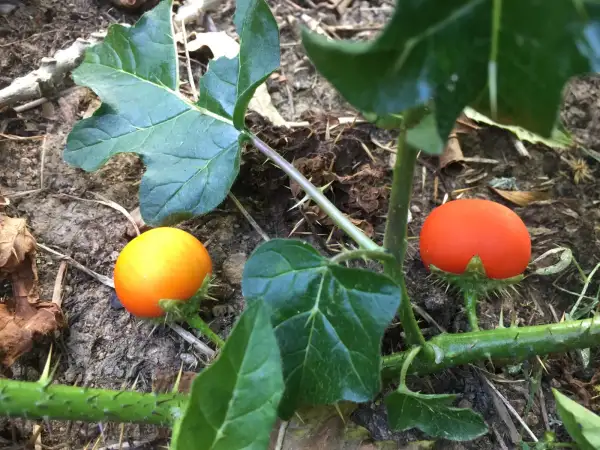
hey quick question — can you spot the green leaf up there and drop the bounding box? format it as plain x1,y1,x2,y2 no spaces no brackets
198,0,280,127
64,0,280,225
302,0,600,150
405,110,445,155
242,239,401,419
385,388,488,441
553,388,600,450
171,301,284,450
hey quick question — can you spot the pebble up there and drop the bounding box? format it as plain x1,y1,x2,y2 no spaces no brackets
110,292,124,310
222,252,247,285
180,353,197,366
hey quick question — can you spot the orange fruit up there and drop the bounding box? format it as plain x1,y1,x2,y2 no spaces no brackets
114,227,212,318
419,199,531,279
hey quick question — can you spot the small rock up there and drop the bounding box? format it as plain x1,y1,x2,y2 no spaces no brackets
110,292,124,310
526,412,539,427
410,205,421,214
180,353,197,366
63,368,78,384
222,252,247,285
457,398,472,409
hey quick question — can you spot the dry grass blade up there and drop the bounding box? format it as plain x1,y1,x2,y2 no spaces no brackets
168,323,215,358
37,243,114,288
58,193,140,236
51,261,68,307
481,374,538,442
0,133,45,141
229,193,270,242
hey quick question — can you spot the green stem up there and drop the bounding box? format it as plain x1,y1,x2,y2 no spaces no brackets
488,0,501,118
464,290,480,331
382,114,424,347
187,315,225,348
249,133,379,252
382,128,417,266
0,380,186,425
382,315,600,378
330,249,395,265
399,346,421,388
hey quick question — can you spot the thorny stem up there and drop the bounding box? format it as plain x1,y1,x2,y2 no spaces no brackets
4,317,600,427
399,346,421,388
464,290,480,331
0,380,186,425
249,133,379,252
186,315,225,348
382,315,600,378
382,113,424,347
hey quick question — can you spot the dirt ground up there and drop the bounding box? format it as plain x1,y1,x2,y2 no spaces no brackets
1,0,599,448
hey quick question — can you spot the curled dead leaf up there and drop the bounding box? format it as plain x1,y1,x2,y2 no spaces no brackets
438,114,479,170
0,215,36,274
439,136,464,169
0,215,65,367
126,206,149,238
490,188,551,207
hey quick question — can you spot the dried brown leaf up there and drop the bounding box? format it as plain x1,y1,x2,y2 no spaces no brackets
126,206,149,237
490,188,551,207
0,215,65,367
438,115,480,170
0,216,36,274
439,136,464,169
152,370,198,394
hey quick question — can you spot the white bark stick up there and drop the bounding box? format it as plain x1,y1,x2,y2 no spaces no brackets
0,32,106,110
174,0,223,25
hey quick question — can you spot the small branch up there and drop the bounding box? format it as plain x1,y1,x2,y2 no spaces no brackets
249,133,379,251
465,290,480,331
186,315,225,348
382,315,600,378
399,346,421,388
0,32,105,109
330,249,395,265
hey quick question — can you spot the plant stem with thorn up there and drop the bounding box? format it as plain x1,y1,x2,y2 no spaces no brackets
0,380,187,425
382,315,600,378
382,112,425,347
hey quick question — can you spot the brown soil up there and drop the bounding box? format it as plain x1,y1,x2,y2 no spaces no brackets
1,0,599,449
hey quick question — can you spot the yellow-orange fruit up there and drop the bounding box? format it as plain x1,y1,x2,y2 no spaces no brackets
114,227,212,318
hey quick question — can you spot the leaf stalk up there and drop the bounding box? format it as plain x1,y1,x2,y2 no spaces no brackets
249,133,380,252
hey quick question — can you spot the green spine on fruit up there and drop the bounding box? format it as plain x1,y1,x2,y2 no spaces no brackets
429,256,523,296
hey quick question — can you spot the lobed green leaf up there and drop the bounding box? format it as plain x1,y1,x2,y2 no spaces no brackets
171,301,284,450
385,388,488,441
302,0,600,154
553,388,600,450
242,239,401,419
64,0,280,225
